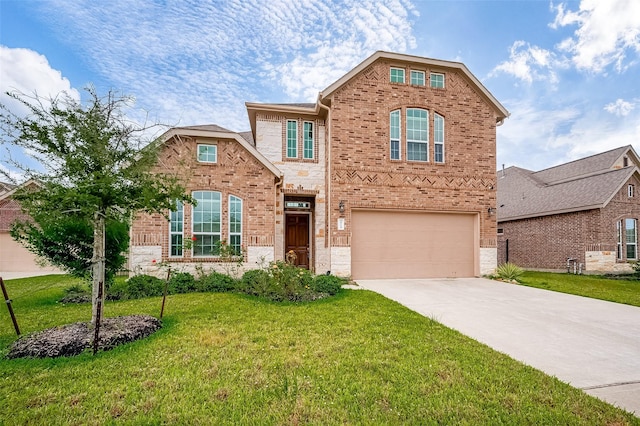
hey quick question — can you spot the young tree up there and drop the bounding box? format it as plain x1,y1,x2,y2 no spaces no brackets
1,88,191,325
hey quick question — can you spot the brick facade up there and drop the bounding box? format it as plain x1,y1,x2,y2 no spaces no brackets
129,135,278,276
498,174,640,272
129,52,506,278
327,59,498,263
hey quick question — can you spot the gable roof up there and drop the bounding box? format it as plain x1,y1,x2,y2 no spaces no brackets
498,146,640,222
160,126,282,179
0,179,41,203
320,51,510,124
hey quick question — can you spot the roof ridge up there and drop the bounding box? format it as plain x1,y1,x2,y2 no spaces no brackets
544,166,634,186
534,145,631,175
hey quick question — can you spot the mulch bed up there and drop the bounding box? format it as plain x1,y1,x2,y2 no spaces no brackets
6,315,162,359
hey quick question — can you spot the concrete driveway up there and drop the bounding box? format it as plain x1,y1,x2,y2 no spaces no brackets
356,278,640,416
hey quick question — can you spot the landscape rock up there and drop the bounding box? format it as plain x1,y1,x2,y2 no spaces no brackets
6,315,162,359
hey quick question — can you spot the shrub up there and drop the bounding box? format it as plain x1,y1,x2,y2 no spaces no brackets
59,283,91,304
495,262,524,282
120,274,165,299
197,271,237,292
168,272,197,294
312,274,344,295
240,269,282,300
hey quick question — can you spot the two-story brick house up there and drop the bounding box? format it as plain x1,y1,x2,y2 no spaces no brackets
130,51,509,279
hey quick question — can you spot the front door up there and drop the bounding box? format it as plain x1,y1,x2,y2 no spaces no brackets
285,214,310,269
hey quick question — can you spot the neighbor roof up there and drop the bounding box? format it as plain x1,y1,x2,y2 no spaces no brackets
498,146,640,221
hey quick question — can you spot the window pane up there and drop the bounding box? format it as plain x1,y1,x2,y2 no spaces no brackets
626,218,636,243
287,121,297,158
197,145,217,162
303,122,314,159
171,234,183,257
390,68,405,83
193,191,221,256
390,110,400,160
410,70,425,85
434,113,444,163
193,234,220,257
430,73,444,88
406,109,428,161
169,200,183,257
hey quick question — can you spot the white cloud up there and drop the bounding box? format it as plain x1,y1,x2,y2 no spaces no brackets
604,98,635,116
551,0,640,73
0,45,80,117
31,0,417,130
490,41,564,85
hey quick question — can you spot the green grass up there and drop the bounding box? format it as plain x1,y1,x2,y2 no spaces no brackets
1,275,638,425
519,271,640,307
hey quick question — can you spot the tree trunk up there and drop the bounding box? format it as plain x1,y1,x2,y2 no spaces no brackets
91,210,106,326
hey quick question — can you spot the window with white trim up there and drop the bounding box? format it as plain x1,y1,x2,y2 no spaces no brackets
430,73,445,88
406,108,428,162
197,144,217,163
390,67,405,83
410,70,425,86
169,200,183,257
286,120,298,158
390,110,401,160
617,220,623,260
192,191,221,257
626,218,637,260
229,195,242,255
434,113,444,163
628,184,634,198
303,121,314,159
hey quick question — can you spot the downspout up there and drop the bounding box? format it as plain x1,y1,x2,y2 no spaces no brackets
318,95,331,273
275,174,283,261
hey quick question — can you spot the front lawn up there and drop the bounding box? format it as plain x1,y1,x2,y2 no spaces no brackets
0,275,637,424
519,271,640,307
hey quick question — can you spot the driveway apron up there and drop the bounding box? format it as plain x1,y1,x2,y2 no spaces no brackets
356,278,640,416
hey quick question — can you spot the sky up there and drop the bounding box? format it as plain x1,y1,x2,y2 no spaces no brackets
1,0,640,182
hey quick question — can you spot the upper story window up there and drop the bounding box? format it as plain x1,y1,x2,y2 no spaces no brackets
169,200,184,257
410,70,425,86
629,184,635,198
406,108,428,162
197,144,217,163
286,120,298,158
430,73,445,88
192,191,221,257
390,110,401,161
303,121,314,159
390,67,405,83
434,113,445,163
624,156,629,167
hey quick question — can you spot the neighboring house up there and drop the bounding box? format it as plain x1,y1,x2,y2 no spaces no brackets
0,180,63,278
497,145,640,273
130,51,509,279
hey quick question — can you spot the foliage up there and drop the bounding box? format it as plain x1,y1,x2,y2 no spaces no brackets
240,262,322,302
495,262,524,282
167,272,197,294
59,283,91,304
11,217,129,285
0,275,635,425
196,271,237,292
312,274,345,296
631,261,640,275
109,274,165,300
0,88,191,324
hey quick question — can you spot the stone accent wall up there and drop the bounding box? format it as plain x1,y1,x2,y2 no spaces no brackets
256,114,329,272
330,246,351,277
480,247,497,275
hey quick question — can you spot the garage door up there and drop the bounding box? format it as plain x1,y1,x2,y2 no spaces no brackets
0,233,62,276
351,210,477,279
